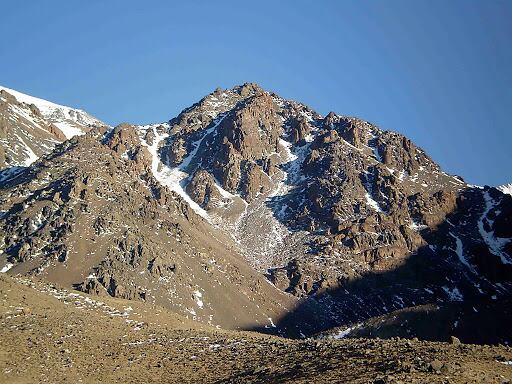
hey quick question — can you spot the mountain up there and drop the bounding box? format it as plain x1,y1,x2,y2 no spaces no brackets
0,83,511,343
0,85,104,175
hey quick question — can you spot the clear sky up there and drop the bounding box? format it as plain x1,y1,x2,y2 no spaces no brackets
1,1,510,186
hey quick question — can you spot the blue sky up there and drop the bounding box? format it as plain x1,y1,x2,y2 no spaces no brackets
1,1,510,186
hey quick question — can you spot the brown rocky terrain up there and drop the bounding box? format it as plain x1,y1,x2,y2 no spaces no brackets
0,124,295,330
2,275,511,384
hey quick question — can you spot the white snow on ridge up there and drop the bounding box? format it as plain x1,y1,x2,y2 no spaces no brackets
54,122,86,139
1,85,68,111
0,84,101,139
498,183,512,196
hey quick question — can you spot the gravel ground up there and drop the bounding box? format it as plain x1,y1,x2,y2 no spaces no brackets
1,275,511,384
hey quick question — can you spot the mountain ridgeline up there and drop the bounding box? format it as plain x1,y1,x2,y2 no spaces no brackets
1,83,511,343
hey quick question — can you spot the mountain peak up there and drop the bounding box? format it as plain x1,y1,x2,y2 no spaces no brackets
0,85,105,171
0,84,510,345
0,84,104,138
0,85,76,113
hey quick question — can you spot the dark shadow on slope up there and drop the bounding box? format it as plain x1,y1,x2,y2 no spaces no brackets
343,298,512,344
0,165,29,187
246,187,512,345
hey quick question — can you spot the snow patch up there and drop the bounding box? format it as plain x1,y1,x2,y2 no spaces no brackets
54,122,86,140
409,220,428,231
0,84,100,139
363,177,384,213
498,183,512,196
193,290,204,308
0,263,14,273
15,134,38,166
332,325,359,339
442,286,463,302
478,192,511,265
365,193,383,212
139,125,210,220
449,232,477,274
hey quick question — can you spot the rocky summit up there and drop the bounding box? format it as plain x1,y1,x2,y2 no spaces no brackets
0,83,511,383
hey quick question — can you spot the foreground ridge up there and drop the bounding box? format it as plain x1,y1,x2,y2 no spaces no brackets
1,275,511,383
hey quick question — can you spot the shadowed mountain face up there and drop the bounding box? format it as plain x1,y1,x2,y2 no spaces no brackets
0,83,511,342
249,186,512,342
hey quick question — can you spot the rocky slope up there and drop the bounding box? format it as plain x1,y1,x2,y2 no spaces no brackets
0,85,104,174
0,83,511,342
0,124,293,330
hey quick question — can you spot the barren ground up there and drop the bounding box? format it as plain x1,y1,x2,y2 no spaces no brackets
1,275,511,384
